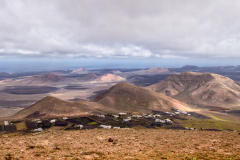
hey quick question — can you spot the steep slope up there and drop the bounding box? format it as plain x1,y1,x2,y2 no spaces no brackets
148,72,240,109
13,96,105,119
21,74,77,84
92,82,192,113
92,73,126,83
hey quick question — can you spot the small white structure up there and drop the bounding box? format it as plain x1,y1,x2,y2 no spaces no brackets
63,117,68,120
155,119,165,123
113,127,120,129
187,114,191,116
99,125,111,129
185,127,190,130
132,115,142,118
113,115,119,118
119,112,127,115
36,120,42,124
123,118,131,122
76,125,83,129
155,114,162,117
97,115,105,118
4,121,9,126
50,119,56,123
165,119,172,123
32,128,43,132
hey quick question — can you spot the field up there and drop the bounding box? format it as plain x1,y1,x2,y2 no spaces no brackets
0,129,240,159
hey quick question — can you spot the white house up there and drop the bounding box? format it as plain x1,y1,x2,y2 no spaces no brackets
97,115,105,118
32,128,43,132
63,117,68,120
119,112,127,115
50,119,56,123
99,125,111,129
165,119,172,123
76,125,83,129
113,127,120,129
123,118,131,122
155,119,165,123
113,115,119,118
4,121,9,126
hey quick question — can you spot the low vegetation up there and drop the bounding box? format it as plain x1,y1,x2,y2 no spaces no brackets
0,129,240,159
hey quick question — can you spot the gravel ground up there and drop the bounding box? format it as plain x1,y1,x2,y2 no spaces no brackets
0,129,240,159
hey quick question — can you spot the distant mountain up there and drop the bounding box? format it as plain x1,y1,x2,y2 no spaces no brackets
181,65,199,70
92,82,192,113
148,72,240,109
22,74,77,84
133,67,169,74
92,73,126,83
13,96,105,119
70,68,88,74
0,72,10,77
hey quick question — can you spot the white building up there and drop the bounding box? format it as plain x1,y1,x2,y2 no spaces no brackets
32,128,43,132
63,117,68,120
97,115,105,118
119,112,127,115
123,118,131,122
155,119,165,123
99,125,111,129
50,119,56,123
165,119,172,123
113,115,119,118
4,121,9,126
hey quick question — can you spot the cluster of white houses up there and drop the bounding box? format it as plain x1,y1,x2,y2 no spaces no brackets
1,109,193,133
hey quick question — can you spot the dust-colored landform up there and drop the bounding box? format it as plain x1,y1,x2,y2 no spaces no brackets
148,71,240,109
0,129,240,159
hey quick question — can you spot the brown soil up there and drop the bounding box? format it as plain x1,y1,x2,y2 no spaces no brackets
0,129,240,159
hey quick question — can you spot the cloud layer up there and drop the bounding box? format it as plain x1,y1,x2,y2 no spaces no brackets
1,0,240,59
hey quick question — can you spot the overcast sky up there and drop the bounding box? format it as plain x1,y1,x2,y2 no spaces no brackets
1,0,240,70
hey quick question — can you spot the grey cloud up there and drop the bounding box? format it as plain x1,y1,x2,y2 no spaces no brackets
0,0,240,59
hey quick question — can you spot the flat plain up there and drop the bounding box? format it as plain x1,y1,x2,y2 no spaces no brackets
0,129,240,160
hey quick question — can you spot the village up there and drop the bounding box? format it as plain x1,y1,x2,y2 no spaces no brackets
0,108,195,134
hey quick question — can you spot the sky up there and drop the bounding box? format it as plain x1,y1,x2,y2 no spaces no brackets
1,0,240,72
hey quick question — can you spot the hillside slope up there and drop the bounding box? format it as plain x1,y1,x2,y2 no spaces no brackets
148,72,240,109
13,96,105,119
92,82,192,113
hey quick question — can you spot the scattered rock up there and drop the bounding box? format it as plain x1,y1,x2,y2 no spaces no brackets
108,138,114,142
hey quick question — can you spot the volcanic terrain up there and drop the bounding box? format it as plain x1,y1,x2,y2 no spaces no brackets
92,82,192,113
148,71,240,109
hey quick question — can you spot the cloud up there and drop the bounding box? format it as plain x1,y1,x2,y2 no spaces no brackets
0,0,240,59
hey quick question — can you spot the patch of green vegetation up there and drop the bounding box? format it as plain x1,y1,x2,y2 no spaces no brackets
88,122,98,125
176,118,240,131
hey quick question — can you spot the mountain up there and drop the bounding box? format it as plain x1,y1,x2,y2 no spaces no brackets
13,96,105,119
147,72,240,109
92,82,192,113
0,72,10,77
181,65,199,70
21,74,76,84
70,68,88,74
133,67,169,74
92,73,126,83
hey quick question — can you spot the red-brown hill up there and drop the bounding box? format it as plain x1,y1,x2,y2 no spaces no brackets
147,72,240,109
92,82,192,113
13,96,105,119
21,74,77,84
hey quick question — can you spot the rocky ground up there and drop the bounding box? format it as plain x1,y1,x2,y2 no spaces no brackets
0,129,240,159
